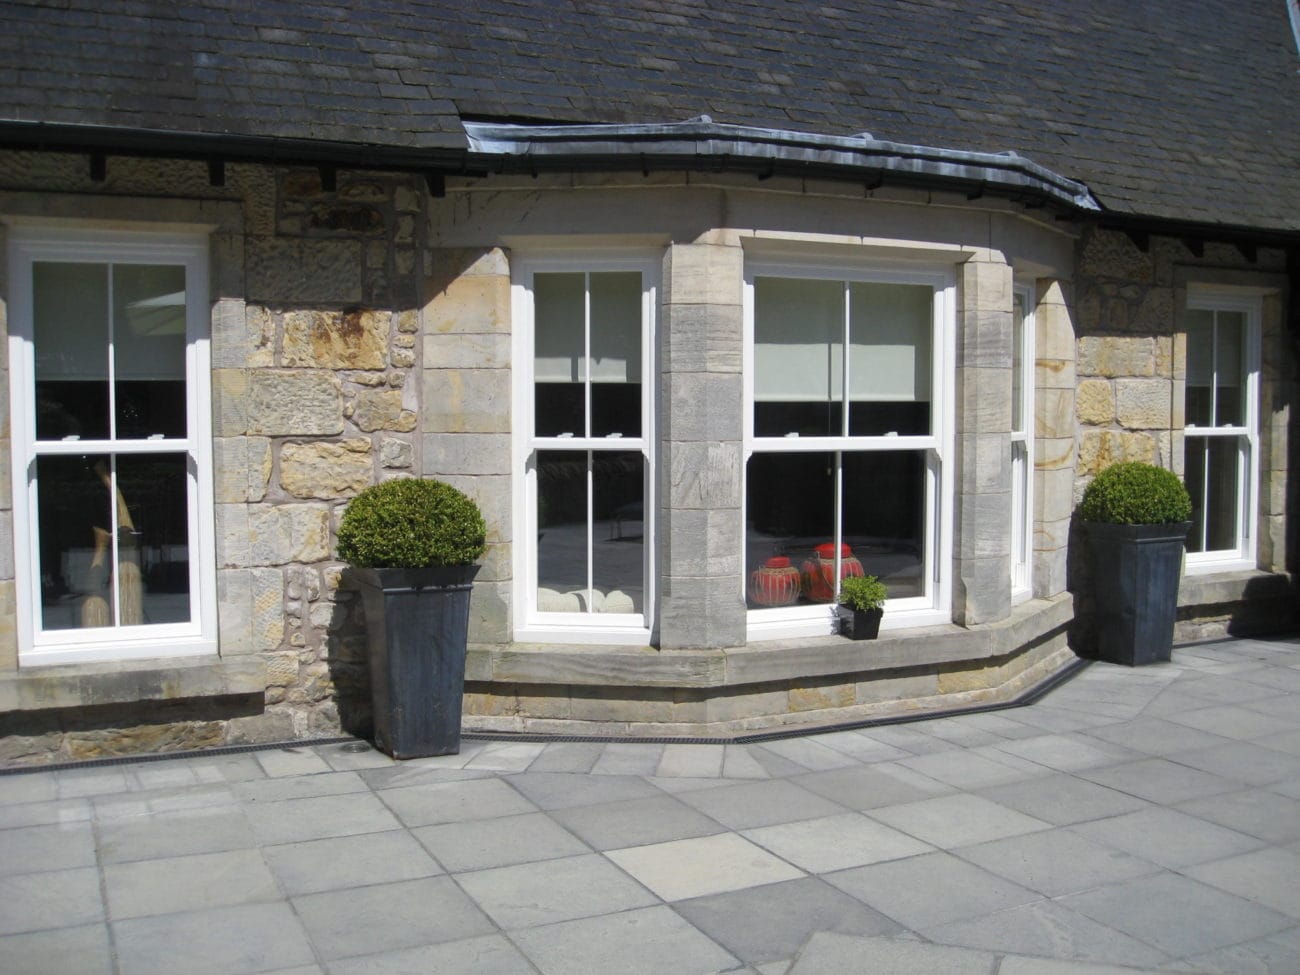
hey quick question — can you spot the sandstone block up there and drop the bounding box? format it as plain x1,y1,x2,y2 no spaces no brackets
856,670,941,705
1078,430,1157,474
250,505,332,565
422,369,510,433
282,309,389,370
961,258,1013,311
1035,300,1077,361
790,682,855,712
956,432,1010,494
246,237,362,303
663,301,742,374
664,242,743,306
958,366,1012,431
1035,357,1076,390
426,274,510,334
247,371,344,436
218,569,254,655
379,438,413,469
1034,437,1075,471
423,332,510,370
1079,229,1154,283
351,388,416,432
215,503,250,568
1035,466,1075,523
423,433,511,476
958,310,1013,369
212,369,249,436
663,507,744,578
668,441,741,508
280,440,373,499
956,491,1011,559
953,556,1011,626
1115,378,1172,429
1077,336,1156,378
662,372,743,442
252,567,285,649
1075,379,1115,426
1035,387,1074,439
214,437,272,503
0,579,15,671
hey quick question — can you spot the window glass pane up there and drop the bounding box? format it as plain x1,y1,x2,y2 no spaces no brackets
754,278,843,437
534,273,586,437
590,272,642,437
842,451,927,600
33,263,110,440
117,453,191,624
592,451,643,613
1186,436,1240,554
745,452,835,607
114,265,188,438
847,282,932,436
1185,309,1213,427
1215,311,1244,426
536,450,588,611
37,454,115,629
1011,292,1025,433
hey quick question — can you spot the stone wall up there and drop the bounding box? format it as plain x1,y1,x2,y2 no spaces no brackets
0,152,428,763
1069,227,1295,643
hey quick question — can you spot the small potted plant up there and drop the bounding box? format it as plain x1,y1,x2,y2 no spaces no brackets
837,574,888,640
1079,461,1192,666
338,478,486,758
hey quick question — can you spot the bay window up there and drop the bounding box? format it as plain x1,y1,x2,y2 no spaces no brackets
7,227,216,664
1184,290,1260,570
744,263,953,637
513,258,655,643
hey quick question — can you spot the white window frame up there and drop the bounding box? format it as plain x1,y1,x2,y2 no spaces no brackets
1183,286,1261,574
7,226,217,665
1011,283,1035,601
510,252,658,645
742,257,955,640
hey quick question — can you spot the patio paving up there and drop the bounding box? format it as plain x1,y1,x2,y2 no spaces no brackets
3,635,1300,974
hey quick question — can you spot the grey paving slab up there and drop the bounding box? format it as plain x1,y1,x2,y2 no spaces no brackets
502,771,663,810
673,877,903,966
1256,728,1300,756
741,812,933,873
656,743,725,778
127,763,202,791
328,933,537,975
552,793,724,850
1163,703,1300,740
1174,675,1290,705
865,792,1052,848
1069,806,1265,868
511,905,738,975
1165,740,1300,786
589,742,665,776
803,729,912,763
0,922,112,975
792,763,952,810
676,778,846,830
413,810,591,871
976,772,1151,826
996,959,1168,975
53,767,130,799
113,902,316,975
0,821,96,875
457,852,658,928
232,769,370,802
0,797,91,830
292,875,494,959
787,932,994,975
376,776,537,826
1178,935,1300,975
92,784,240,820
608,832,804,902
1060,872,1293,958
1077,757,1241,804
263,829,442,896
104,848,280,919
953,827,1159,897
526,741,606,773
185,753,269,783
897,747,1043,789
848,722,961,755
754,737,861,771
990,733,1142,773
721,744,773,779
246,790,402,844
1008,703,1122,733
1175,787,1300,844
0,867,103,935
462,740,548,772
255,747,334,777
746,743,820,777
1184,846,1300,918
0,774,58,806
825,850,1040,929
354,763,492,792
924,899,1171,968
98,804,256,863
1078,717,1237,757
314,741,400,771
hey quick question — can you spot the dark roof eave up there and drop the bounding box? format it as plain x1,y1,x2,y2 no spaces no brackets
463,118,1102,213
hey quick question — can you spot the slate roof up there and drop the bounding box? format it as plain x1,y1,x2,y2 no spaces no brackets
2,0,1298,233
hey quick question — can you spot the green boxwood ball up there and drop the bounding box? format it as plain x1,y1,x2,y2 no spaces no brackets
1078,461,1192,525
337,478,486,568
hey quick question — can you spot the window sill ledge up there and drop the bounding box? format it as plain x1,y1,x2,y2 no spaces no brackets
1178,568,1294,608
0,655,264,713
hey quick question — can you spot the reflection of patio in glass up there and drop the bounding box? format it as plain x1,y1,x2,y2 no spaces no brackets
538,515,644,614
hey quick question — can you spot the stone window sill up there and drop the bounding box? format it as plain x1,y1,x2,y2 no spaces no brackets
0,655,264,713
1178,568,1293,608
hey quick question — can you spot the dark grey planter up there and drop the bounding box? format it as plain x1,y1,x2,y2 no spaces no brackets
350,564,480,758
1085,521,1191,666
839,606,884,640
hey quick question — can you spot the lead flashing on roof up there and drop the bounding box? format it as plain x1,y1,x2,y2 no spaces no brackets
463,117,1102,213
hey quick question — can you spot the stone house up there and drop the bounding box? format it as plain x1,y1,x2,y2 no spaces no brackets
0,1,1295,763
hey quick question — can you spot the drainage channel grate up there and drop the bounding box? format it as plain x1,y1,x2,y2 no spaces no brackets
1,657,1090,776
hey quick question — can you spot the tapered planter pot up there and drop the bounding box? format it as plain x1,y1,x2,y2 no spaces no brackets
1085,521,1191,666
351,564,480,758
839,606,884,641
